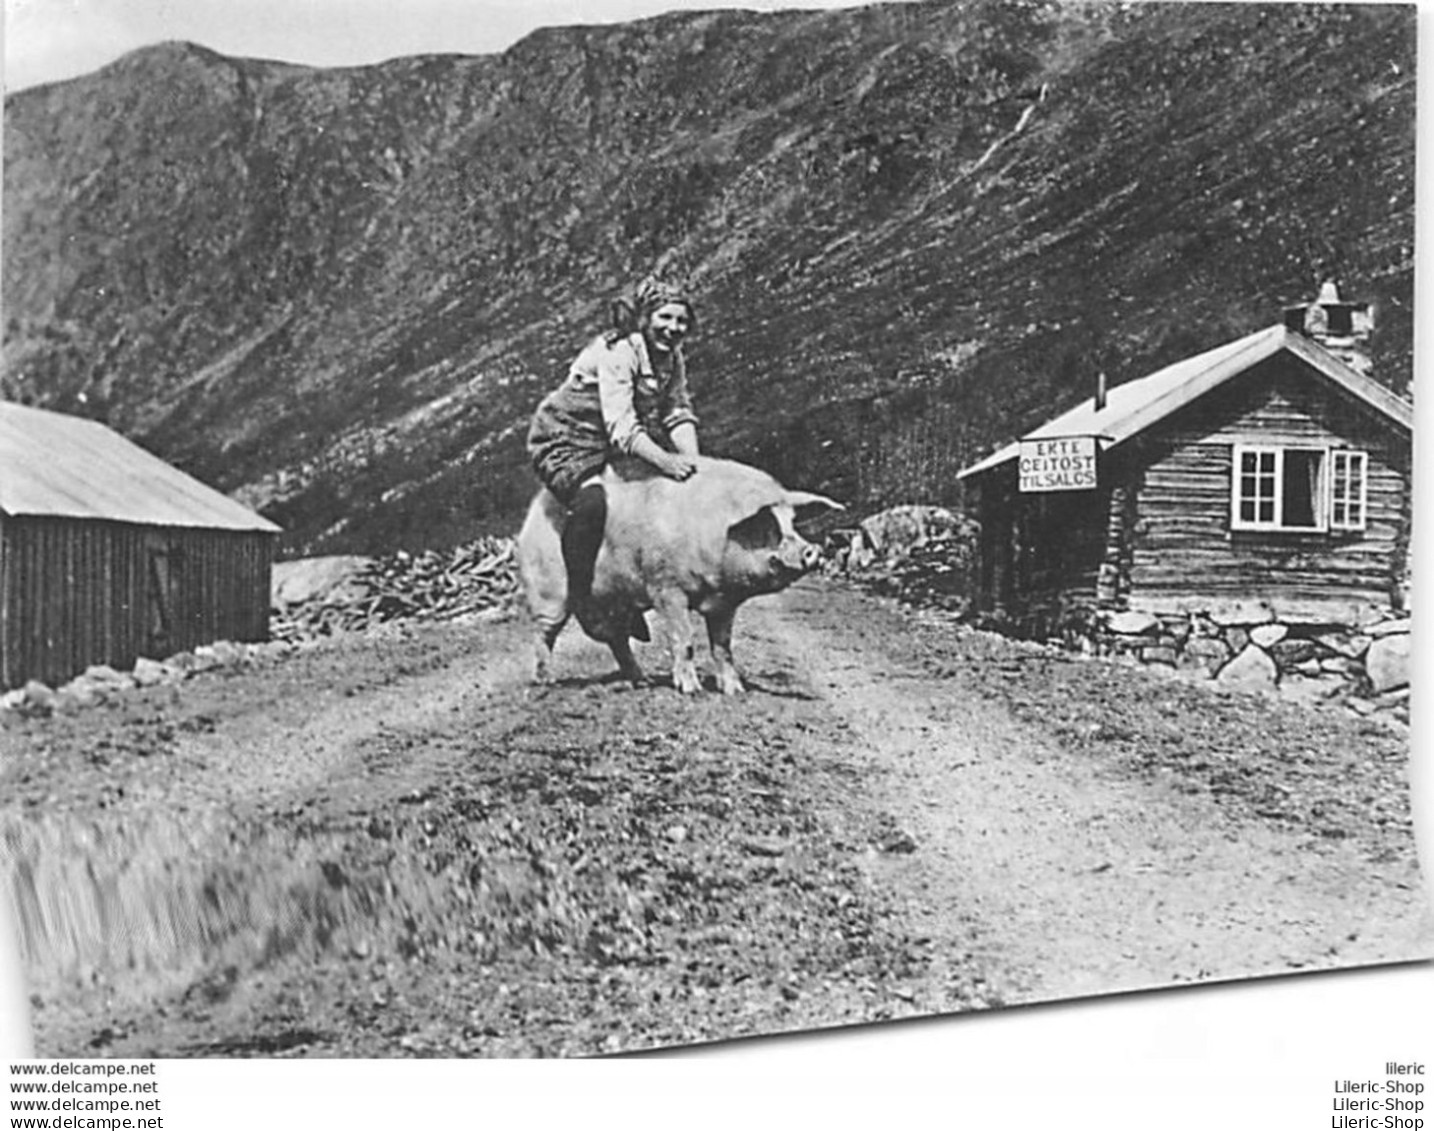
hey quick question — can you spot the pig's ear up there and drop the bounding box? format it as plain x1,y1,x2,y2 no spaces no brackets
785,491,844,524
727,504,782,551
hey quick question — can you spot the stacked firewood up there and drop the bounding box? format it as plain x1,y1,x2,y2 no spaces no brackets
272,537,520,642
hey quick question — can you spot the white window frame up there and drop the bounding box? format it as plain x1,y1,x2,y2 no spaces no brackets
1231,445,1282,530
1328,449,1369,531
1229,444,1325,532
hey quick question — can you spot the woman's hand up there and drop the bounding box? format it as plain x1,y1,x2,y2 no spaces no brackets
659,453,698,481
628,431,698,481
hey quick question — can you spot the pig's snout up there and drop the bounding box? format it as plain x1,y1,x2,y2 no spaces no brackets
773,539,822,576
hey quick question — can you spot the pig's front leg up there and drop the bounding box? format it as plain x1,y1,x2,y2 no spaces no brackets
703,605,743,695
655,590,701,694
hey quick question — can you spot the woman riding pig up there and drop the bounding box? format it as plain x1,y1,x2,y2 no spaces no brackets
526,277,702,615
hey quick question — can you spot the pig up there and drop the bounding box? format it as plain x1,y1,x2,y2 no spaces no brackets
516,455,842,693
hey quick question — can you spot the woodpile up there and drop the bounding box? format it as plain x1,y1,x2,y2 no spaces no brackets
272,537,519,642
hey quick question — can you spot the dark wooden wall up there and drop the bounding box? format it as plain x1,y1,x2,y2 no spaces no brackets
0,516,274,690
1128,355,1409,615
969,465,1108,626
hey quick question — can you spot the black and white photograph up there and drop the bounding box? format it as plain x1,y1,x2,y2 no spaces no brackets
1,0,1429,1090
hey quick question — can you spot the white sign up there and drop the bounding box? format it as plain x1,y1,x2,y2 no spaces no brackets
1018,436,1098,492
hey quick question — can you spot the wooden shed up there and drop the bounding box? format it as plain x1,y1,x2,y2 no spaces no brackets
956,288,1413,634
0,403,281,690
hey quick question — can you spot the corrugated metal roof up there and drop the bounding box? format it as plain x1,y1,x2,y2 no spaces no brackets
0,402,281,532
957,325,1413,480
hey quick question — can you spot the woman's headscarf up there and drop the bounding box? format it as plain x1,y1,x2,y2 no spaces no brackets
635,277,694,318
610,276,698,338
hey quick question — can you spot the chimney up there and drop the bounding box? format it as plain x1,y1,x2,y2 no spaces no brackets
1283,279,1374,374
1094,370,1107,411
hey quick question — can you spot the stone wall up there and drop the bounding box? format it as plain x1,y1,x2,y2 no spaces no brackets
1086,603,1411,725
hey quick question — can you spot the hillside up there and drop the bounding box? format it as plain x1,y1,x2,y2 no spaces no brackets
1,0,1416,556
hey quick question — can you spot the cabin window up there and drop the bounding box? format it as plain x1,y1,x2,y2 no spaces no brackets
1230,445,1368,533
1329,450,1368,530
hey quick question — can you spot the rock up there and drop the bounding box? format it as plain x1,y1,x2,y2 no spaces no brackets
1355,605,1395,629
740,836,789,857
1375,687,1411,708
132,657,169,687
1365,633,1411,694
1225,627,1250,654
190,646,222,672
58,678,107,708
272,555,375,608
1189,615,1222,639
1315,632,1372,659
208,640,247,666
1295,659,1323,676
18,680,57,717
1249,624,1287,648
1216,644,1278,693
1141,645,1178,666
1279,675,1341,708
1270,638,1319,668
1179,637,1230,677
1106,611,1159,636
1320,656,1358,675
82,664,132,688
1107,629,1139,650
164,652,200,676
52,688,93,714
1366,617,1411,639
1161,617,1193,643
857,506,960,562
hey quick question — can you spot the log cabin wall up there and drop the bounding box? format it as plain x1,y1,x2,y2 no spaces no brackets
1126,353,1408,620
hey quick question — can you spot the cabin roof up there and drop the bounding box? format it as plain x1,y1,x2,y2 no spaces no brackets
957,325,1414,480
0,402,281,532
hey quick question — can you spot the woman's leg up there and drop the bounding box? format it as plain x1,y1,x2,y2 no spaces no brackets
561,481,607,603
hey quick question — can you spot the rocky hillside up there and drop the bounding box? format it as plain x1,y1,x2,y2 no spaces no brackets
2,1,1416,556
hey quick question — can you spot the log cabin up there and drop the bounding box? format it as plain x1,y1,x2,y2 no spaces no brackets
0,403,281,690
956,285,1413,637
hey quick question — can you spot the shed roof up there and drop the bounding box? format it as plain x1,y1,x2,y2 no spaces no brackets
957,325,1414,480
0,402,281,532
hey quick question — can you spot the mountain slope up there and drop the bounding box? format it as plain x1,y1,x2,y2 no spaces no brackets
2,1,1415,555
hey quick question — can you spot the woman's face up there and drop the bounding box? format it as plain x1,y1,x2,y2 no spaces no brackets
644,302,691,353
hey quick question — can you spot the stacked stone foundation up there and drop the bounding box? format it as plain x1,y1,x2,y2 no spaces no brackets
1080,603,1410,724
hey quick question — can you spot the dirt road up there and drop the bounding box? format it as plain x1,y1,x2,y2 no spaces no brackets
3,577,1429,1057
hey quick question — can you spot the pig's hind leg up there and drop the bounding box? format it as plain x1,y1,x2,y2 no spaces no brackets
524,573,570,686
532,610,567,684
